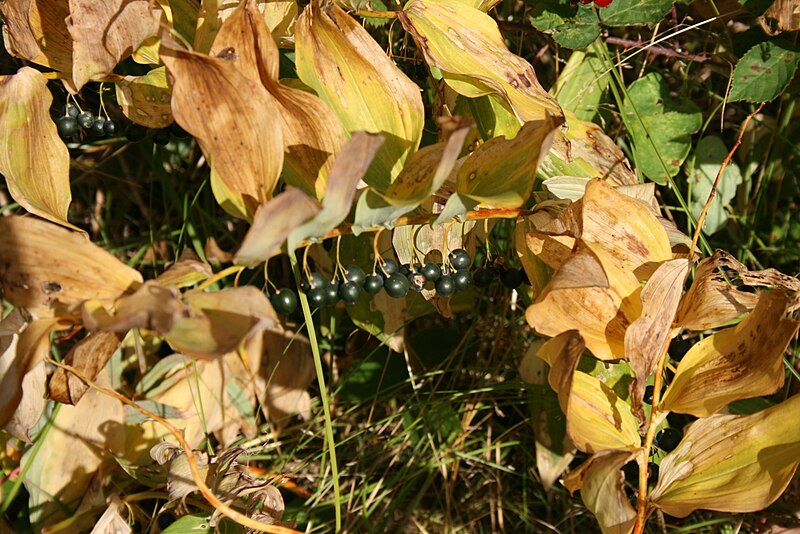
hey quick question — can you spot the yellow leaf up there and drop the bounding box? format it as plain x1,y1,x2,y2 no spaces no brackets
581,179,673,278
662,291,800,417
211,0,345,199
67,0,163,91
527,241,642,361
564,451,637,534
569,371,641,452
0,67,75,229
399,0,563,123
235,187,322,268
0,216,143,316
651,393,800,517
296,1,424,191
155,249,213,289
625,259,690,408
0,0,72,73
676,250,800,331
160,39,285,221
456,117,560,208
114,67,174,128
23,372,125,527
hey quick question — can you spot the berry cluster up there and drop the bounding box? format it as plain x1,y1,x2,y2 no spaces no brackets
269,249,530,316
54,101,189,145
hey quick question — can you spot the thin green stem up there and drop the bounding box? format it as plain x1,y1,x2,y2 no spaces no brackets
289,254,341,531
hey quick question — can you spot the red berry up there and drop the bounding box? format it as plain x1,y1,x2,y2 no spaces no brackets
594,0,612,6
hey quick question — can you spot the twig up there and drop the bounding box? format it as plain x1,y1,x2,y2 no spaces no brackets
44,358,302,534
605,37,708,63
689,102,765,257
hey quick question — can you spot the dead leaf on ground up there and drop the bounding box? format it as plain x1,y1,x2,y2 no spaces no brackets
663,290,800,417
49,331,127,405
0,68,75,229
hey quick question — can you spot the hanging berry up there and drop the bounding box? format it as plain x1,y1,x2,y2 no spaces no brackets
579,0,612,6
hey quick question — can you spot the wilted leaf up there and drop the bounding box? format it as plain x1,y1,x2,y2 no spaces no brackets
761,0,800,33
160,38,285,221
68,0,163,91
400,0,563,123
0,0,72,73
114,67,174,128
456,117,560,208
651,393,800,517
527,242,642,361
211,0,345,199
581,179,673,278
676,250,800,331
155,249,213,288
259,328,315,423
296,1,424,191
90,495,131,534
0,67,74,229
662,291,800,418
24,374,125,527
4,361,46,443
49,331,126,405
0,216,142,316
564,451,637,534
287,132,385,250
0,310,33,429
515,215,553,298
625,259,690,410
621,73,702,184
235,187,322,268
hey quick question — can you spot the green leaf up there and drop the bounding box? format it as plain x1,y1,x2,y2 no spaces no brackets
729,41,800,103
687,136,743,235
467,94,521,141
621,73,702,184
529,0,600,50
599,0,674,27
161,514,243,533
551,49,609,121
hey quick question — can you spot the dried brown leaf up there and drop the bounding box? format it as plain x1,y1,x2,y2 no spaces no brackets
0,67,75,229
155,249,213,289
0,216,142,316
114,66,173,128
625,259,690,411
0,0,72,73
677,250,800,331
68,0,163,91
49,331,126,405
760,0,800,34
160,37,284,221
4,360,47,443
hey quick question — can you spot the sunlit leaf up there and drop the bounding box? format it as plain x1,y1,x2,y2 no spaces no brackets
624,259,690,409
155,249,213,289
515,215,553,298
676,250,800,331
400,0,563,123
456,117,560,208
24,373,125,527
0,0,72,73
527,241,642,361
564,451,637,534
540,111,638,186
49,331,126,405
209,0,348,199
581,179,673,278
287,132,385,250
0,216,143,316
552,49,609,121
651,393,800,517
296,1,424,191
114,67,174,128
0,67,75,229
662,291,800,417
235,187,322,268
68,0,163,91
161,38,285,221
761,0,800,33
